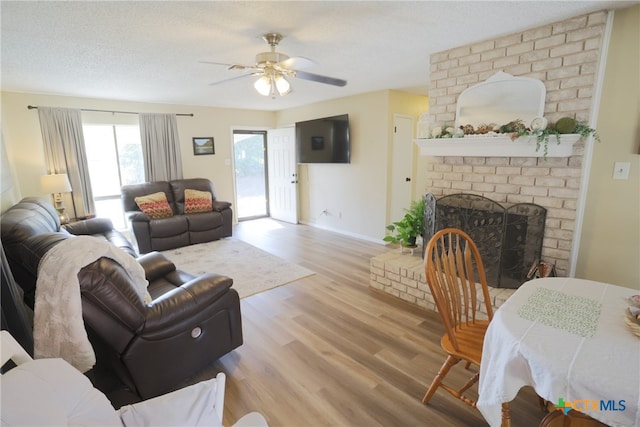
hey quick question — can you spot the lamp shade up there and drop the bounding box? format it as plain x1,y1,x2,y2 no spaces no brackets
41,174,72,194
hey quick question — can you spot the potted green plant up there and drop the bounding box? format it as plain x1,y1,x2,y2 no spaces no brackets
383,197,425,247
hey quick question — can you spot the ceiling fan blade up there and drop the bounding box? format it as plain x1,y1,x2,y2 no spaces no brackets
200,60,234,67
293,70,347,87
209,72,260,86
278,56,316,70
200,60,257,71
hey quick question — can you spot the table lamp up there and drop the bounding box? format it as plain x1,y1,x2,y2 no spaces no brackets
40,173,72,224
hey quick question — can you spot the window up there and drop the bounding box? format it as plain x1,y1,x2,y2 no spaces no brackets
83,125,144,229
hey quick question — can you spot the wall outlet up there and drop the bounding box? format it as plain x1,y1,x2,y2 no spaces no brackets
613,161,630,180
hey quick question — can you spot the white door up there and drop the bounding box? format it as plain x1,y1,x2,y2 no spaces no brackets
390,115,414,222
267,127,298,224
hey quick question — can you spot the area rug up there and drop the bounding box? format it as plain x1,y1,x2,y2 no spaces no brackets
160,238,314,298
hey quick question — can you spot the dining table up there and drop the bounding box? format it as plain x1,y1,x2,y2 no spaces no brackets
476,277,640,427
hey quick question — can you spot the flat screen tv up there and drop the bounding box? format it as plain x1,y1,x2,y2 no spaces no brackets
296,114,350,164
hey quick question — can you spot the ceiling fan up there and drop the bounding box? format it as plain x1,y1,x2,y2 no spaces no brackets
202,33,347,98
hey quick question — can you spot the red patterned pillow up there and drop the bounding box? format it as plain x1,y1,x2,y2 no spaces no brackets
184,189,213,214
134,192,173,219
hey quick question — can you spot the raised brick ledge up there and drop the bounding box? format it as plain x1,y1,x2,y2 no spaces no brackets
370,250,515,319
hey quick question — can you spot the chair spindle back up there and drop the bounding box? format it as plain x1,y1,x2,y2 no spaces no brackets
425,228,493,351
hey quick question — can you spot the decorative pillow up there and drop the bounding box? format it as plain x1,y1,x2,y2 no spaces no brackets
134,192,173,219
184,189,213,214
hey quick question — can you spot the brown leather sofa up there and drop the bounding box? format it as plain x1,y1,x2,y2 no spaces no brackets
1,197,137,307
0,197,243,400
121,178,232,254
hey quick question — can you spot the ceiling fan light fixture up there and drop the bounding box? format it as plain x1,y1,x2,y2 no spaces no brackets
275,74,291,96
254,75,272,96
254,73,291,98
207,32,346,98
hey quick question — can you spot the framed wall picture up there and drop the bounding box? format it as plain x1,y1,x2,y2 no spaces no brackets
193,137,215,155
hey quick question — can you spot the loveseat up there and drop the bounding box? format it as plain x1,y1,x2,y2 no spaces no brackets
121,178,232,254
0,197,243,400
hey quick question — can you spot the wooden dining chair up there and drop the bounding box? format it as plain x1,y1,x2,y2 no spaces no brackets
422,228,500,415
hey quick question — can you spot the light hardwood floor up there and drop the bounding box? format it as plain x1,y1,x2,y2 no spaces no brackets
187,218,546,427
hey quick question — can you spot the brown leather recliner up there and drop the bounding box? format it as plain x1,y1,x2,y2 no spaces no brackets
0,197,243,400
79,251,242,400
121,178,232,254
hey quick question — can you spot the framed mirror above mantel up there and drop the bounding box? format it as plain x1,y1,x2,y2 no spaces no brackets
415,71,581,157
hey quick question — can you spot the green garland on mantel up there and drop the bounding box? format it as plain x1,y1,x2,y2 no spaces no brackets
430,117,600,157
509,120,601,157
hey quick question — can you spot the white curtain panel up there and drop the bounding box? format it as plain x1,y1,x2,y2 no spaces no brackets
139,113,183,182
37,107,95,218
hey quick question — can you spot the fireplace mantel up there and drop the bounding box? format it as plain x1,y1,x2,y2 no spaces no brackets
415,134,581,158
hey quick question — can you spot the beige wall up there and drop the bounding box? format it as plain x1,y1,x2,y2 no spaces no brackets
276,90,427,241
277,91,389,241
576,5,640,288
0,92,275,215
1,89,426,242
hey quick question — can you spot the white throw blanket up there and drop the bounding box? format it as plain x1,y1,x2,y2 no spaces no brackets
34,236,151,372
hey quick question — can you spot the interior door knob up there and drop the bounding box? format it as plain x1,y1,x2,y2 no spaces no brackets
405,177,411,182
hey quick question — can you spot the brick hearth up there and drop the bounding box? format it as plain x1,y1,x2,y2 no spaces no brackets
370,250,515,318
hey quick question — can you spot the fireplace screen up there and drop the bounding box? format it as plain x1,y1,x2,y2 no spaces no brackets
423,193,546,289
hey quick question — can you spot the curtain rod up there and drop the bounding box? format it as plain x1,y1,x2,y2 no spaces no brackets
27,105,194,117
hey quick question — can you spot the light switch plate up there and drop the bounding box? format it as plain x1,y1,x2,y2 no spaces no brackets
613,161,630,180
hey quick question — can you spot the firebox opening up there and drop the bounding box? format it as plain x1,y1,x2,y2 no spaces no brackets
423,193,546,289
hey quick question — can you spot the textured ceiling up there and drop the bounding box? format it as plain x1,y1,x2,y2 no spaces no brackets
1,1,635,111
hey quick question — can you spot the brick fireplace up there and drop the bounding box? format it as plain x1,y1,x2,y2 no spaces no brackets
371,11,608,311
423,10,607,277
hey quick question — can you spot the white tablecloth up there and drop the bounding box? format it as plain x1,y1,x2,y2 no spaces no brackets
477,277,640,427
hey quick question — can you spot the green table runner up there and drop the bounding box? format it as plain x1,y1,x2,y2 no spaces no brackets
517,287,602,338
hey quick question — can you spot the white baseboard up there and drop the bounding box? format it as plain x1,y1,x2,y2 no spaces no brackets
299,220,386,245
